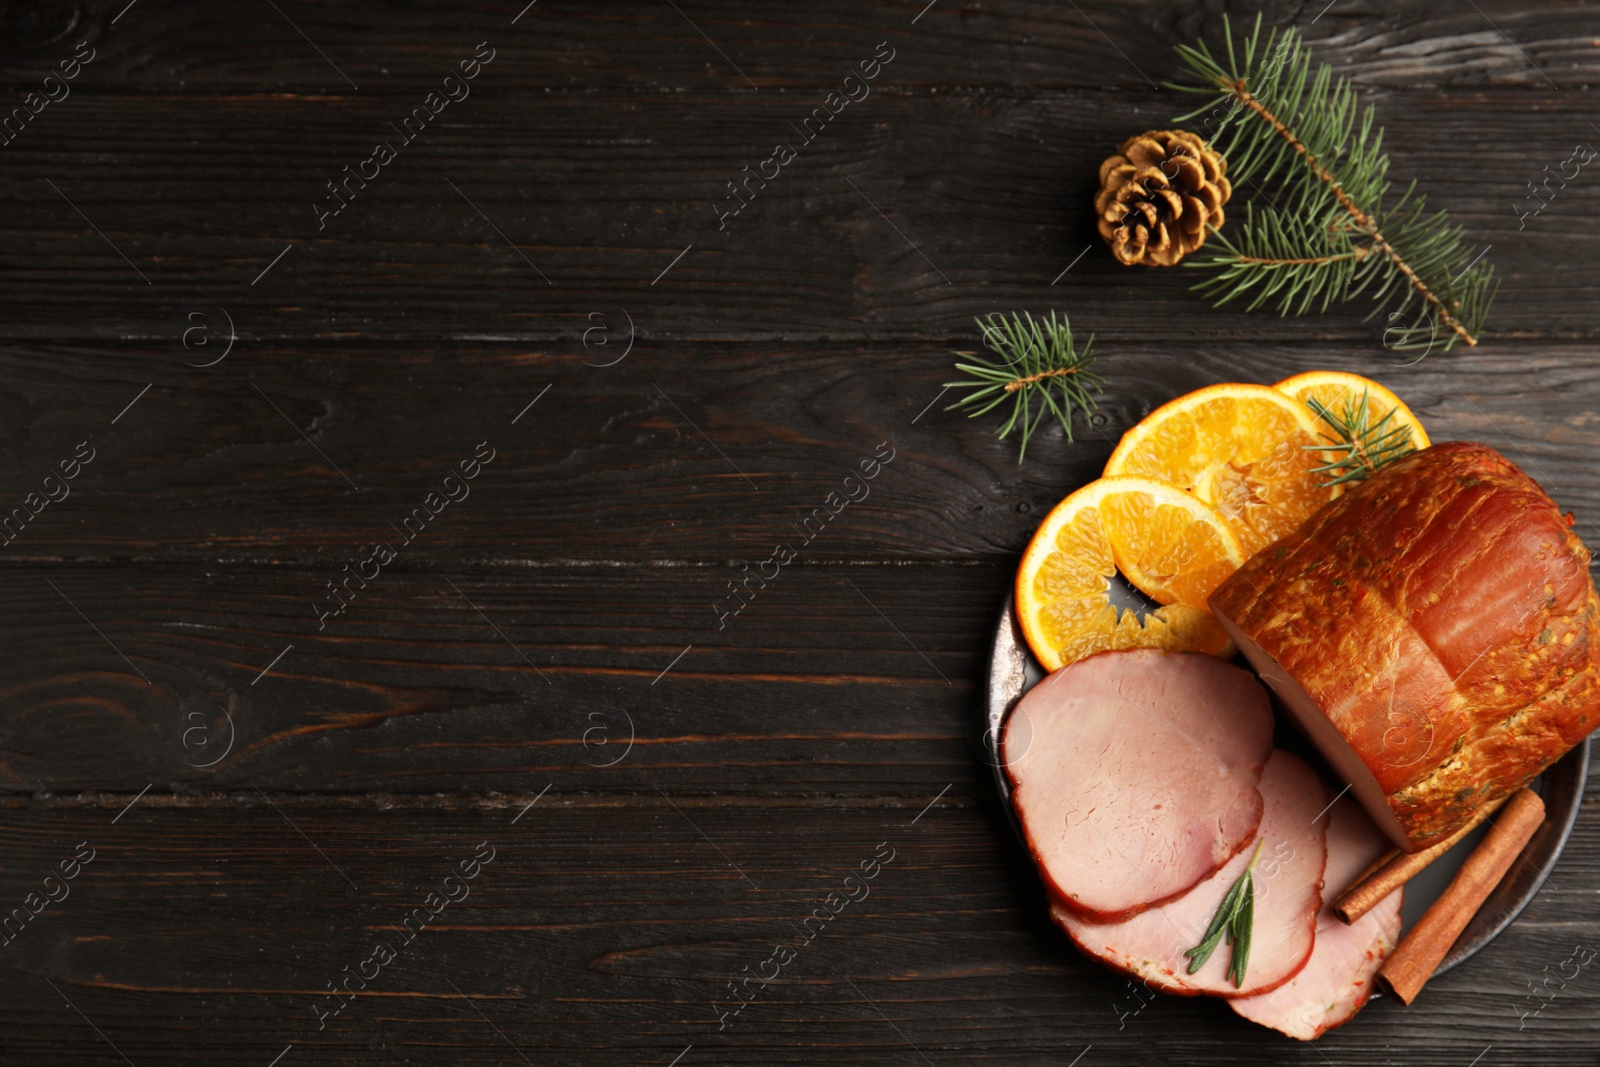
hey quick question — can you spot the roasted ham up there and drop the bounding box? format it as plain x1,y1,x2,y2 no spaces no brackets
1003,649,1274,921
1231,797,1403,1039
1211,442,1600,852
1050,749,1328,997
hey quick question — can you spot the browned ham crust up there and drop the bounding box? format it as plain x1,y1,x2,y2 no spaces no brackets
1211,441,1600,851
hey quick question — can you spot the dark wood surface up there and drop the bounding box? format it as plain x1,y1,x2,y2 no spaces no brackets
2,1,1597,1063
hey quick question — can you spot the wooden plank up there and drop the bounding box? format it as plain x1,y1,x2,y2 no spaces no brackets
0,793,1597,1064
2,0,1596,91
0,90,1591,343
0,340,1591,560
6,554,1599,798
0,561,992,793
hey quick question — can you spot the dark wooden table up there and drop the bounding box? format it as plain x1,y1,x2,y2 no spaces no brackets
2,1,1597,1063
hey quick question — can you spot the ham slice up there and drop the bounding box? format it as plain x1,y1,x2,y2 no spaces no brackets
1003,649,1273,921
1051,749,1328,997
1231,798,1403,1039
1211,442,1600,852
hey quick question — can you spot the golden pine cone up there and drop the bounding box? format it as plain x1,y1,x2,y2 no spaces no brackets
1095,129,1231,267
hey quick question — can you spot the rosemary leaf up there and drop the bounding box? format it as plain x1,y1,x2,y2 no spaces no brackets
1202,878,1242,940
1185,840,1263,982
1229,876,1255,989
1184,922,1226,974
1184,878,1242,974
1184,930,1226,974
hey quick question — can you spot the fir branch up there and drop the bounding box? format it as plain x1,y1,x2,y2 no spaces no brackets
1304,388,1418,486
1170,16,1497,353
945,311,1104,462
1185,839,1262,988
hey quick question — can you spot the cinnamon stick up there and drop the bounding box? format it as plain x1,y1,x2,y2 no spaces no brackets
1376,788,1546,1005
1333,794,1509,925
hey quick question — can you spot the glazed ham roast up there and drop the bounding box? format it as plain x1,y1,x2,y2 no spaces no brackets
1002,649,1273,921
1211,442,1600,852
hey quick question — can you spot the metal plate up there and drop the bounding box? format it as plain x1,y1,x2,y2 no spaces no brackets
978,590,1590,978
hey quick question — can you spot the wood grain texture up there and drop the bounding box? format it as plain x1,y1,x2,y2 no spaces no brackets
0,341,1593,560
0,89,1595,342
1,0,1598,1062
0,562,985,795
4,0,1599,91
1,795,1598,1065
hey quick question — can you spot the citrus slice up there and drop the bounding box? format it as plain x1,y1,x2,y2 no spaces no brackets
1103,383,1336,557
1015,476,1244,672
1273,370,1431,451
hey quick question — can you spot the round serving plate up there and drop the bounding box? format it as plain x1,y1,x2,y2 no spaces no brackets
978,589,1590,979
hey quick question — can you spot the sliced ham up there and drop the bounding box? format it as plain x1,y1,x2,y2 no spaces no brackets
1051,749,1328,997
1003,649,1274,921
1231,798,1404,1039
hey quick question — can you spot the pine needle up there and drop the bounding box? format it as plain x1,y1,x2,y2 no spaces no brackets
1304,388,1418,485
1169,15,1497,354
945,311,1104,463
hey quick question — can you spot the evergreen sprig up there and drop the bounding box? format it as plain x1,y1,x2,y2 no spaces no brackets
1185,839,1262,988
945,311,1104,462
1170,16,1497,353
1305,388,1418,486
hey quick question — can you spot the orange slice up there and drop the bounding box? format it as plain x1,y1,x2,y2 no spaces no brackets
1015,476,1244,672
1273,370,1431,451
1103,382,1336,557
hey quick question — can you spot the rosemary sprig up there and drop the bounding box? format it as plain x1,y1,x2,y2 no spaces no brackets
1185,839,1262,988
945,311,1104,463
1304,387,1418,486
